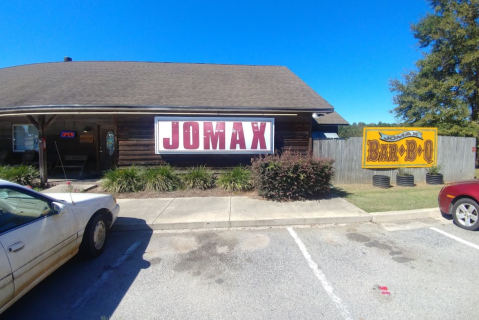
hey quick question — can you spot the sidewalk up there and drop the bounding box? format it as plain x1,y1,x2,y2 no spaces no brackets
112,196,442,231
42,183,442,231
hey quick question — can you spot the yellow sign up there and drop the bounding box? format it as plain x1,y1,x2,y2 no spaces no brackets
361,127,437,168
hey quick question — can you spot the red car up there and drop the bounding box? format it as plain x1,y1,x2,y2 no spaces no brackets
438,179,479,231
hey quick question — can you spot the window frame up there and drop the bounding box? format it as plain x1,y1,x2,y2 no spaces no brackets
12,124,39,153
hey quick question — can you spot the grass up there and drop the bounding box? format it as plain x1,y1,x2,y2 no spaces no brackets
332,183,444,213
475,168,478,178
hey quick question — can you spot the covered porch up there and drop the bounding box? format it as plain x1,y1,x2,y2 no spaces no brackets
0,114,117,185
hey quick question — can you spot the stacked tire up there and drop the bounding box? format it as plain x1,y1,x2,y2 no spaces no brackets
372,175,390,188
397,175,414,187
426,173,443,185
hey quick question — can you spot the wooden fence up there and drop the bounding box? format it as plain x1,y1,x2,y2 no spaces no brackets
313,136,476,184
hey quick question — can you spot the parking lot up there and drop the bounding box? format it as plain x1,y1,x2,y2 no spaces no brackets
2,218,478,320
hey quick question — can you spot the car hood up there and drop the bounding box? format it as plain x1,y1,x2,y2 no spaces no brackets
445,179,479,187
47,193,112,204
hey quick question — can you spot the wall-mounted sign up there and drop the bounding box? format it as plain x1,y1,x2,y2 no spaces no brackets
79,135,94,143
60,131,76,138
155,117,275,154
361,127,437,168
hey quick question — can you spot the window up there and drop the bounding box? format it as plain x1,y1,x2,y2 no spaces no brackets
0,187,52,234
12,124,38,152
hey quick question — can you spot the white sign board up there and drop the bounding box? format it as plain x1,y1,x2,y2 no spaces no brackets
155,117,274,154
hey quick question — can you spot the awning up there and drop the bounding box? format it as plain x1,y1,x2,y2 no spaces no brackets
312,132,340,139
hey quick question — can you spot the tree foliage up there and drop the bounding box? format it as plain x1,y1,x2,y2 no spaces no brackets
390,0,479,137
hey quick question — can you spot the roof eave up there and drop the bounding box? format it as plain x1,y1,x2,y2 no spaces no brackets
0,104,334,115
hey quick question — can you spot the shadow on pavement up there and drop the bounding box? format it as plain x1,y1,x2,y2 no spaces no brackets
1,218,153,320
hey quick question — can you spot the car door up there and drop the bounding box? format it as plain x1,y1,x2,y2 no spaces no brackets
0,242,13,310
0,186,77,297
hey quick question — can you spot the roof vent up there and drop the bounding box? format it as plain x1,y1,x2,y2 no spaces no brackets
64,57,72,62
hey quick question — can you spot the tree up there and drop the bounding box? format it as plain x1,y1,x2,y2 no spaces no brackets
390,0,479,137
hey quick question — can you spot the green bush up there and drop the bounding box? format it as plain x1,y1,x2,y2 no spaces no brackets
102,166,144,193
397,167,412,176
217,166,253,191
0,165,39,186
251,150,334,201
143,165,182,192
183,165,216,190
426,165,442,175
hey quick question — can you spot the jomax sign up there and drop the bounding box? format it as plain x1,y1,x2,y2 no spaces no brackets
361,127,437,168
155,117,274,154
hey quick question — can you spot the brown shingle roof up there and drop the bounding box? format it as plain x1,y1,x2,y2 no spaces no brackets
0,61,335,114
313,111,349,125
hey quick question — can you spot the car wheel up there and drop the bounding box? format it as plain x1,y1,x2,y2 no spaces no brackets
452,198,479,231
81,213,108,257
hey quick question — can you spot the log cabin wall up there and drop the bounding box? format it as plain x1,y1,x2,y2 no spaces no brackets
117,113,312,168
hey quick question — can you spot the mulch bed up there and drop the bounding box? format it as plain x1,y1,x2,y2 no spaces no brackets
87,185,259,199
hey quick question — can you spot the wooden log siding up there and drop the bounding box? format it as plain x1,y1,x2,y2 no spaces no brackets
117,113,311,167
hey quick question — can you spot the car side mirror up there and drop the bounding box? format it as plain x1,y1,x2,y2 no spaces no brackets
52,202,67,215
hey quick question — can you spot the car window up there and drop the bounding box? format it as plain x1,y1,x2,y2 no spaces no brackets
0,187,52,234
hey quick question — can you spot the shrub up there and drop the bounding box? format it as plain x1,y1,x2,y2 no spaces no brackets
217,165,253,191
396,167,412,176
143,165,182,192
251,150,334,201
102,166,144,193
426,165,442,175
182,165,216,190
0,165,39,186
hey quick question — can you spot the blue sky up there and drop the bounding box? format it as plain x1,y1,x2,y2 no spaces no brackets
0,0,431,124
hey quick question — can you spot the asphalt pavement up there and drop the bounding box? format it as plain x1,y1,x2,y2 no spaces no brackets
3,219,478,320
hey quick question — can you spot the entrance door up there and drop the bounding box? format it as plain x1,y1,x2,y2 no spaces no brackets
100,128,115,171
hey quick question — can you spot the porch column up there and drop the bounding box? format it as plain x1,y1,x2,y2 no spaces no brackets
38,116,47,186
27,115,57,187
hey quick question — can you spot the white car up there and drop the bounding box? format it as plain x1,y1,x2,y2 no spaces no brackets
0,179,120,314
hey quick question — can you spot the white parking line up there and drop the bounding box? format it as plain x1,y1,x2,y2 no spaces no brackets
72,236,147,308
430,227,479,250
287,227,352,320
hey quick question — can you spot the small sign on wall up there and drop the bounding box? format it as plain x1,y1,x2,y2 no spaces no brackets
80,135,94,143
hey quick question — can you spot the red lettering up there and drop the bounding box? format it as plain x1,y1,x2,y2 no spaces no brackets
378,144,389,162
423,139,434,164
163,122,179,149
367,140,379,162
405,139,417,162
203,122,225,150
251,122,267,149
230,122,246,150
388,144,399,162
183,122,199,149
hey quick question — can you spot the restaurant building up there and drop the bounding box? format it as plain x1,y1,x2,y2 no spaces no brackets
0,60,348,184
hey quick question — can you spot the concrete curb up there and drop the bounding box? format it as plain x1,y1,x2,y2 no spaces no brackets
111,208,441,231
371,208,441,223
